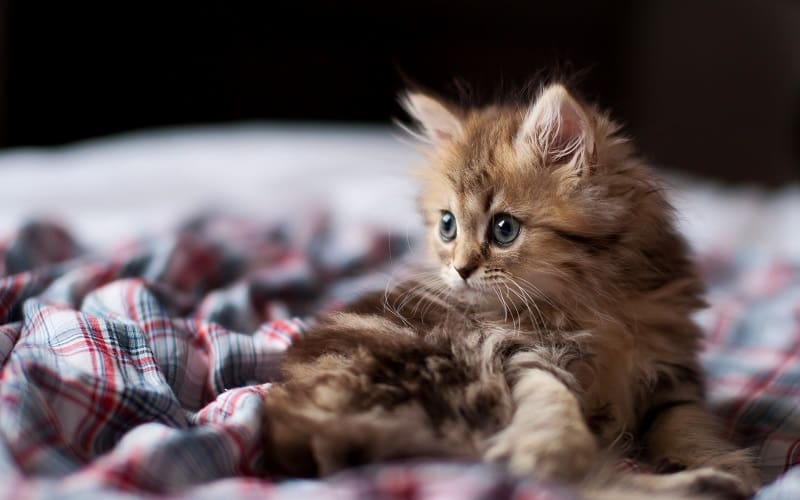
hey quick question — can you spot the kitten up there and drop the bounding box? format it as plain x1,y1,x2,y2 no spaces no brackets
261,84,760,497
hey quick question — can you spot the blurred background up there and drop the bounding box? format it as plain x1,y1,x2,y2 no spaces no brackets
0,0,798,184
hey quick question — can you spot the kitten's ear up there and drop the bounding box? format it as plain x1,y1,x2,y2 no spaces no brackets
515,84,596,174
400,92,463,146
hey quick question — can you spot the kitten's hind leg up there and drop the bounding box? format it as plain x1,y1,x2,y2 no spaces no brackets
586,467,753,500
641,401,760,496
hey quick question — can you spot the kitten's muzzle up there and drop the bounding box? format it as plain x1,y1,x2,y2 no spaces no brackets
456,264,478,280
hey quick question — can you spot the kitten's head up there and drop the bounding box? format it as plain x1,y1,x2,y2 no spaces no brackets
403,84,688,317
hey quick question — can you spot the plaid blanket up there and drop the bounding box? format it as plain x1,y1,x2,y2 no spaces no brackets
0,214,798,499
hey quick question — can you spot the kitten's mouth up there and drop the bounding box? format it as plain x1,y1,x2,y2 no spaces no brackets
441,271,487,302
450,279,473,291
450,281,485,303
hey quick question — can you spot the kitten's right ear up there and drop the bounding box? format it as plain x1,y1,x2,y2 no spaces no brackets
515,84,596,175
400,92,463,146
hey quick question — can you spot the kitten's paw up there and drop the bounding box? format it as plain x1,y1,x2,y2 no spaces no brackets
717,455,761,495
485,423,598,481
620,466,755,499
682,467,755,500
655,452,760,497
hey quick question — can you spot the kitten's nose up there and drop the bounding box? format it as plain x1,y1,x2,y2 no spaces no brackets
455,264,477,280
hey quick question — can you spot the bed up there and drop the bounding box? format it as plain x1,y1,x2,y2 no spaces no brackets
1,124,798,498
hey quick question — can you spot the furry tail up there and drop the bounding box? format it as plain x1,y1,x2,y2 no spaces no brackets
261,388,478,478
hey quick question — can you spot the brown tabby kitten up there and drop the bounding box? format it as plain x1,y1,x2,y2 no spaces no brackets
261,84,760,497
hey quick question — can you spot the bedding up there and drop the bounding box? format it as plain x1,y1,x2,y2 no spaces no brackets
0,125,798,498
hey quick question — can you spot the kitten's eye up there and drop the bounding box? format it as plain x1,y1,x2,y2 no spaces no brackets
491,213,520,246
439,211,457,242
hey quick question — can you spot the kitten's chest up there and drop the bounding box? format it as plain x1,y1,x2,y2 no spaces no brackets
421,310,645,439
576,327,649,447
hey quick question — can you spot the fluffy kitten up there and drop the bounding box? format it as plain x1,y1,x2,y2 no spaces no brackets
261,84,759,497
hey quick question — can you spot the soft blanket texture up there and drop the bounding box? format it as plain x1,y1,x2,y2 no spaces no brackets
0,210,798,499
0,214,409,497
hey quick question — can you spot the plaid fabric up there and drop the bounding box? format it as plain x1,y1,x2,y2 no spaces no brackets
0,213,798,499
696,251,800,485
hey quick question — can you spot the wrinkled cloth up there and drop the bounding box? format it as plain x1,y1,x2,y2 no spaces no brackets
0,214,798,499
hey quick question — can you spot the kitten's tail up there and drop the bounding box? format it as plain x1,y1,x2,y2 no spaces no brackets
261,387,478,478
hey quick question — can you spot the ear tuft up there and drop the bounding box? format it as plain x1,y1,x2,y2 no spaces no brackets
516,84,596,174
400,92,463,146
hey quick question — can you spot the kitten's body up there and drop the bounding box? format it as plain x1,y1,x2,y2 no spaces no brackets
262,85,758,497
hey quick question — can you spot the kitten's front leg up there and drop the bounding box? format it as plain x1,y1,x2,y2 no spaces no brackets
484,367,598,481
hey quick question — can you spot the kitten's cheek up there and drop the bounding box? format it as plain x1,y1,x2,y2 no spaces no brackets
524,272,563,296
440,269,455,287
442,268,464,289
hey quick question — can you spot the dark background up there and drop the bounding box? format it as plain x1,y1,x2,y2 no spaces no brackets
1,1,798,184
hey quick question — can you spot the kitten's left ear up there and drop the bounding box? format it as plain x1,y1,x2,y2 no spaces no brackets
515,84,596,175
400,92,463,146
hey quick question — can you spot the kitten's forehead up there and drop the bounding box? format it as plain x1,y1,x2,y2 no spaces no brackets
439,109,528,212
453,190,493,235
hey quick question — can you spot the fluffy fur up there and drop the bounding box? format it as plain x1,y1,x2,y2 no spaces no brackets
261,84,759,498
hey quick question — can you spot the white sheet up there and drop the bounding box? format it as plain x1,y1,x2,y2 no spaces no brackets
1,123,797,258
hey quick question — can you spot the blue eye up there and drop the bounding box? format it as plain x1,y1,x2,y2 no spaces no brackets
439,211,457,242
492,213,520,245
